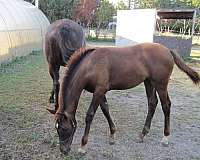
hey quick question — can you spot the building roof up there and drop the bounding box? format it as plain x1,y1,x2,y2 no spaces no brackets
157,9,196,19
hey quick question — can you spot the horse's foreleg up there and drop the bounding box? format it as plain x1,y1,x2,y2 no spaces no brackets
79,90,104,154
140,80,158,142
49,89,54,103
100,96,116,145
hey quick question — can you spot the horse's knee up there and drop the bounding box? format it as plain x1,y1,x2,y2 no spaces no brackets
85,113,94,123
149,93,158,106
101,105,109,113
148,99,158,111
53,81,60,91
167,99,171,107
53,81,60,86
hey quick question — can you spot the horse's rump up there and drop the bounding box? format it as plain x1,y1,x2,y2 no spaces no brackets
44,19,86,65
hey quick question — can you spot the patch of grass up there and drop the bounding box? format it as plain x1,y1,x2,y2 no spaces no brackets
86,35,115,43
0,51,54,158
0,51,50,108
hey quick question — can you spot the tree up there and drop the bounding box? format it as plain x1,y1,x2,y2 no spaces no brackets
124,0,200,9
40,0,78,22
94,0,116,38
73,0,99,26
192,0,200,8
138,0,155,8
24,0,78,22
116,0,129,10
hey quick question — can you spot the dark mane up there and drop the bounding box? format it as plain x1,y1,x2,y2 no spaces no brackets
56,47,96,115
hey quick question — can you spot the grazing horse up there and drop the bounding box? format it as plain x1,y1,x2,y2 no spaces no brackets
44,19,86,112
48,43,200,154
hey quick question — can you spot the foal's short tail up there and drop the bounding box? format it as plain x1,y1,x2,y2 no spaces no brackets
170,50,200,85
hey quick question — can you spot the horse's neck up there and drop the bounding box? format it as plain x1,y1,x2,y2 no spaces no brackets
63,70,85,115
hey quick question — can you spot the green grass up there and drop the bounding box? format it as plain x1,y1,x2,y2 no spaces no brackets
0,51,55,159
86,36,115,42
0,51,50,108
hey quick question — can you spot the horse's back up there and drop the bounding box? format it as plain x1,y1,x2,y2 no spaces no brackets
86,43,174,90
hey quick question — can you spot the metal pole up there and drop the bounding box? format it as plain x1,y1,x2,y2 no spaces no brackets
191,10,196,39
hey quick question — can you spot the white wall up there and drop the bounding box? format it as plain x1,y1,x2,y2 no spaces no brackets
116,9,156,46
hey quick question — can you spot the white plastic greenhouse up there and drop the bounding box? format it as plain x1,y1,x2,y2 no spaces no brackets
0,0,50,64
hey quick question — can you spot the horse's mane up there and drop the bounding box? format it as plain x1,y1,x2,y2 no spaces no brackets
56,47,96,116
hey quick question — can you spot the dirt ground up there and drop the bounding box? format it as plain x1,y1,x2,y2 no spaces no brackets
0,48,200,160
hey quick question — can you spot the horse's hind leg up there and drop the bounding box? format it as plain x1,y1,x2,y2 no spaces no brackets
49,65,55,104
48,64,60,111
140,79,158,142
156,83,171,146
100,96,116,145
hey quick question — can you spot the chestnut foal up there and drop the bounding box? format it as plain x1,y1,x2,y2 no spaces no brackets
48,43,200,154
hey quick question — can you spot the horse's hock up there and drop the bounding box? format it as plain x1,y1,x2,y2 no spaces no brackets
0,0,50,64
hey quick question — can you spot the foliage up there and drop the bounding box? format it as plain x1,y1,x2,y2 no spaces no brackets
23,0,200,33
86,35,115,42
39,0,78,22
73,0,99,26
126,0,200,9
95,0,116,28
116,0,129,10
93,0,116,38
25,0,78,22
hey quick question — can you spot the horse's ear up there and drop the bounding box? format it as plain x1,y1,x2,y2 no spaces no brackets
46,108,56,114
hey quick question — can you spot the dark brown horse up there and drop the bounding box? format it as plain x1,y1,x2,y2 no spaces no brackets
48,43,200,154
44,19,86,112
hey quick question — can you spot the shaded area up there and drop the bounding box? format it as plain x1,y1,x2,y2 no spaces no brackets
0,51,200,159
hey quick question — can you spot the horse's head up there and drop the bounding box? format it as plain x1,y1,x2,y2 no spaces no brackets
49,110,77,154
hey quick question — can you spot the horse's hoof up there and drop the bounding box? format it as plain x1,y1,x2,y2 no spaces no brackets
161,136,169,147
78,146,87,154
137,133,144,143
109,135,115,145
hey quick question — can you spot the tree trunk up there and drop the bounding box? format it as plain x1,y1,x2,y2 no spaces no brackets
95,23,101,39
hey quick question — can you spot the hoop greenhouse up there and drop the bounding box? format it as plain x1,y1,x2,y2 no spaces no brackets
0,0,50,64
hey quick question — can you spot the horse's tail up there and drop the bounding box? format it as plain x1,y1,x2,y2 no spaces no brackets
170,50,200,85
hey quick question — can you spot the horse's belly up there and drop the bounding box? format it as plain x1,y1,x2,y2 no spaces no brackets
109,75,146,90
